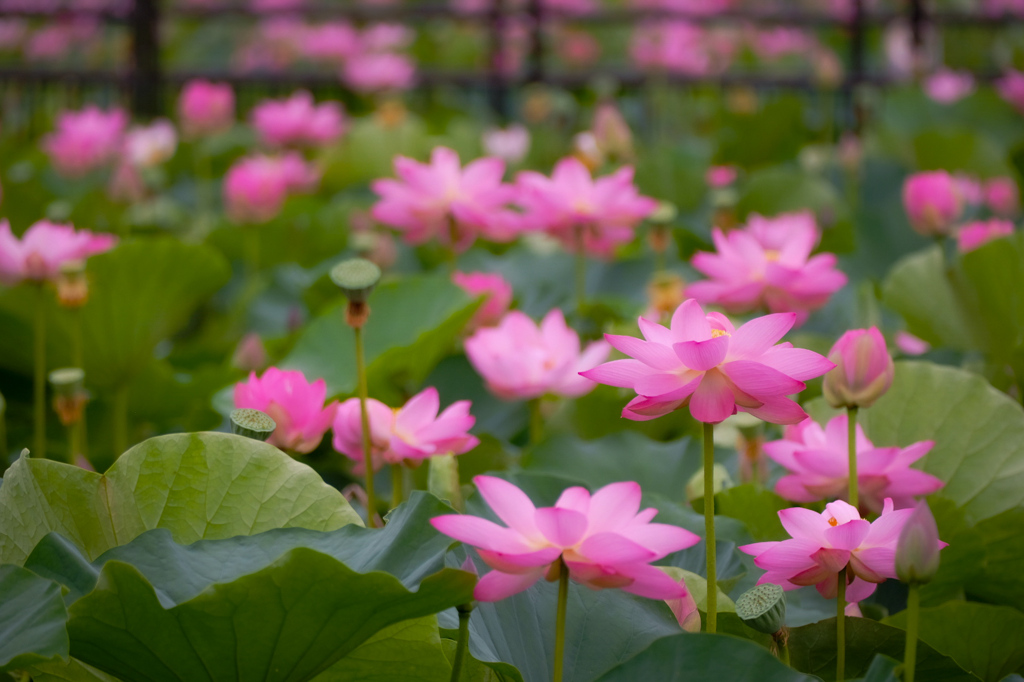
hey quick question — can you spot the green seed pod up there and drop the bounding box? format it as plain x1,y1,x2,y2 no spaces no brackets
735,583,786,635
649,201,678,224
330,258,382,304
230,408,277,442
48,367,85,397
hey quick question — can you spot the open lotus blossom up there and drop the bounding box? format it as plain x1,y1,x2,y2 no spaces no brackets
581,299,834,424
452,271,514,329
332,386,479,472
0,219,116,284
685,212,848,325
466,308,611,400
250,90,346,148
902,170,963,236
996,69,1024,115
342,52,416,93
765,414,944,513
706,165,737,188
234,367,337,454
371,146,520,251
984,177,1020,216
223,152,320,224
740,498,915,602
43,105,127,177
957,219,1015,253
516,157,657,257
124,119,178,169
924,69,975,104
178,79,235,137
431,476,700,601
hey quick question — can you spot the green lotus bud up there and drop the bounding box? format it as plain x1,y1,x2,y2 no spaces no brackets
330,258,381,304
230,408,277,442
686,463,733,503
736,583,786,635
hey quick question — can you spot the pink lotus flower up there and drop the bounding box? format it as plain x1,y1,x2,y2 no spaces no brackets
895,500,943,584
332,387,479,472
178,80,235,137
223,152,320,224
43,105,127,177
957,219,1015,253
666,577,701,632
631,21,718,76
740,498,914,601
251,91,346,148
823,327,894,409
466,308,610,400
685,212,848,325
997,69,1024,115
902,170,964,236
515,158,657,257
359,23,414,52
371,146,520,251
482,125,530,165
750,27,814,59
924,69,975,104
0,220,116,284
764,414,943,514
342,52,416,93
984,177,1020,217
431,476,700,601
234,367,337,454
895,331,930,356
580,299,833,424
124,119,177,169
302,22,361,63
452,271,514,329
706,165,737,188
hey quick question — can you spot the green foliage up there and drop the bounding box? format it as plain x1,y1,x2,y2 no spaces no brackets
0,565,68,672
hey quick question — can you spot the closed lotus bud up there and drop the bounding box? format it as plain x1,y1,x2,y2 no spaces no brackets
230,408,277,442
736,583,786,635
232,333,267,372
896,500,942,584
902,170,963,236
823,327,895,409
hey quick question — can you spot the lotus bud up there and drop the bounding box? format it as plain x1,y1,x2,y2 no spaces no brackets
48,368,87,427
331,258,381,328
56,259,89,308
686,462,733,504
823,327,895,409
230,408,277,442
736,583,787,635
896,500,941,584
232,333,268,372
667,583,701,633
902,170,963,236
428,453,463,511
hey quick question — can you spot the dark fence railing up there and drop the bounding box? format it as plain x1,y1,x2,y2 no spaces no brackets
0,0,1019,123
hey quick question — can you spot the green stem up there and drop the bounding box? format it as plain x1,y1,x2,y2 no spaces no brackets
450,604,473,682
67,422,79,464
904,583,920,682
354,325,378,528
391,463,404,509
33,284,46,459
847,406,859,509
780,640,790,667
112,384,128,457
575,225,586,314
244,227,261,304
529,398,544,446
703,421,717,633
71,306,83,370
554,557,569,682
837,566,847,682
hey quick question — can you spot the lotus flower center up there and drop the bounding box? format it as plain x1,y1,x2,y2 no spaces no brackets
765,250,780,261
711,328,730,339
828,516,838,527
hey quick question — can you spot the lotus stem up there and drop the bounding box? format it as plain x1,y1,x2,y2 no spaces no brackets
391,463,404,509
554,557,569,682
703,420,717,633
847,406,859,509
904,583,920,682
529,398,544,446
112,384,129,456
450,603,473,682
33,284,46,459
354,324,378,527
837,566,847,682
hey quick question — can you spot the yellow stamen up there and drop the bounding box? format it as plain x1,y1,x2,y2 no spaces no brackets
828,516,838,527
765,250,780,261
711,328,730,338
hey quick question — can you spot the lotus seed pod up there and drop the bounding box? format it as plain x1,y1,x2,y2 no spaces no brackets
230,408,277,442
736,583,787,635
56,259,89,308
649,201,677,225
686,462,733,503
330,258,381,304
48,368,85,397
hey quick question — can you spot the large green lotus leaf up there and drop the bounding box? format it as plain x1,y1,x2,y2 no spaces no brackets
807,361,1024,523
788,617,979,681
281,273,479,402
0,432,360,566
713,484,789,542
912,127,1014,177
26,658,120,682
858,654,901,682
596,633,817,681
884,602,1024,682
521,432,700,502
0,564,69,672
956,233,1024,361
312,617,450,682
0,238,230,390
22,493,475,682
439,639,524,682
